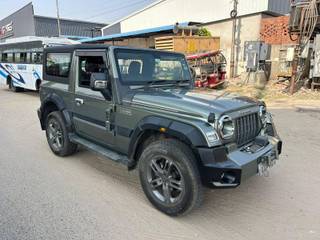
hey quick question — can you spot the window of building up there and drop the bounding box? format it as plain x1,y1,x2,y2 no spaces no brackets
78,56,106,88
46,53,71,78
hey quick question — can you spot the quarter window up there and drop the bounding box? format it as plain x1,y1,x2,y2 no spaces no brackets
46,53,71,77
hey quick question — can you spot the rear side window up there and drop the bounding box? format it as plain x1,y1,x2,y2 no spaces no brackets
46,53,71,78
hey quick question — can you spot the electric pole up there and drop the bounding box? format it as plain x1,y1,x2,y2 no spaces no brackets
56,0,61,37
230,0,238,78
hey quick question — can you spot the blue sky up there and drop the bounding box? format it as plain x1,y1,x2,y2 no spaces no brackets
0,0,156,24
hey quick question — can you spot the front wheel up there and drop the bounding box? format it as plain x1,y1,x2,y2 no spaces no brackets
45,111,77,157
139,139,203,216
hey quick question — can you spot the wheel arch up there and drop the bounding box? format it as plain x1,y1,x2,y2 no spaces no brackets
39,93,72,131
128,116,208,170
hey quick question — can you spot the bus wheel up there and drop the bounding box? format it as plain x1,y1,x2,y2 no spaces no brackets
9,80,23,92
36,79,41,91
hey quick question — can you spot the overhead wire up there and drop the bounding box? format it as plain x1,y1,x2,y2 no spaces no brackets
83,0,152,21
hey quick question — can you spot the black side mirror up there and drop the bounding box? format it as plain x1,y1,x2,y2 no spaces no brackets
90,72,109,91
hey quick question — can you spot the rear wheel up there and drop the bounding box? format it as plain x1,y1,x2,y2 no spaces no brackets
9,79,23,92
45,111,77,157
139,139,203,216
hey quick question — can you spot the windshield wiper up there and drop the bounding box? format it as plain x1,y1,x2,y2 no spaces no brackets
147,80,169,87
130,80,190,90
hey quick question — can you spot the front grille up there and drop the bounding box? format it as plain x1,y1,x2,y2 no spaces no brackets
235,113,261,146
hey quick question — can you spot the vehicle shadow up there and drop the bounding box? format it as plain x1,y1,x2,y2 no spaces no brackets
72,146,275,223
2,87,39,98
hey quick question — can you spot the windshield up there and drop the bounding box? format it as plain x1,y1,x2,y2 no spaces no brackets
114,49,191,86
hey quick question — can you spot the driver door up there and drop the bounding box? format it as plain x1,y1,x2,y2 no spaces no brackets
72,51,114,148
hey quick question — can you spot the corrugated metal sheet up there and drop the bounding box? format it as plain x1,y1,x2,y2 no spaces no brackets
268,0,291,15
34,16,105,38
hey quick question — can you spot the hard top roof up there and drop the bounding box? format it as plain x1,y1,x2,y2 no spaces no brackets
43,44,186,56
44,44,110,52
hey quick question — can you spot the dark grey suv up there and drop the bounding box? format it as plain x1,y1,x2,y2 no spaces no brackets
38,44,282,216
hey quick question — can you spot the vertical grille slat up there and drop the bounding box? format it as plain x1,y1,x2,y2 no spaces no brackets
235,113,259,146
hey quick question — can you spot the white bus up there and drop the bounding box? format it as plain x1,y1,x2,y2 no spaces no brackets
0,36,78,92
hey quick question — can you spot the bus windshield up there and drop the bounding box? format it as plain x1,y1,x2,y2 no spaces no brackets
114,49,192,86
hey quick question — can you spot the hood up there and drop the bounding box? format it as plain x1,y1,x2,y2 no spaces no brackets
129,89,260,119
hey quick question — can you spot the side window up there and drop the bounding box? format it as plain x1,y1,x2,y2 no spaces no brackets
26,53,31,64
15,53,20,63
32,52,43,64
7,53,14,63
2,53,8,62
46,53,71,77
78,56,106,88
19,53,27,63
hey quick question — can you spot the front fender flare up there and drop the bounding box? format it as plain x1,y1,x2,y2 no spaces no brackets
128,116,208,162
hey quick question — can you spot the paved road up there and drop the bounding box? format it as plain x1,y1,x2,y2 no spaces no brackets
0,85,319,240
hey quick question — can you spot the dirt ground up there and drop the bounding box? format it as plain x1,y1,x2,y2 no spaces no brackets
195,79,320,109
0,85,319,240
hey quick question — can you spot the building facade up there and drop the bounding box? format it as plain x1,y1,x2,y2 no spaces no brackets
0,3,106,42
102,0,290,35
99,0,291,77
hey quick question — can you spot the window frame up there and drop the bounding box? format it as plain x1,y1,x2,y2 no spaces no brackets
44,50,72,84
78,55,106,89
75,51,109,100
45,52,72,79
114,48,191,86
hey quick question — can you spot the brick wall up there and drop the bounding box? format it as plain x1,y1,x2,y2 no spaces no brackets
260,16,297,45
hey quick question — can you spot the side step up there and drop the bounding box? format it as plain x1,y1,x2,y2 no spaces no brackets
69,134,129,165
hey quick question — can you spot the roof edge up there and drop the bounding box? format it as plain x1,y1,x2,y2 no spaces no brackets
34,15,107,26
1,2,34,22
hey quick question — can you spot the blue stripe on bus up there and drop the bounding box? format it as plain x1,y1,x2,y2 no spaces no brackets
0,69,7,78
0,69,22,86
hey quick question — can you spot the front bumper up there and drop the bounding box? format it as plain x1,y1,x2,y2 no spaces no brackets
198,136,282,188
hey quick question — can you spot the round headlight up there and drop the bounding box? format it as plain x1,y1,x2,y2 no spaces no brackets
218,115,235,139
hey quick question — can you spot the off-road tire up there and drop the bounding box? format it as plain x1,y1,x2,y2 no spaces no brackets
45,111,77,157
139,139,203,216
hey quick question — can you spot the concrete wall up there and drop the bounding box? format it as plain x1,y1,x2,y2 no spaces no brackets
203,14,264,77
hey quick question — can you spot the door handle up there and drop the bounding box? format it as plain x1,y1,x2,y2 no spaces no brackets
75,98,84,106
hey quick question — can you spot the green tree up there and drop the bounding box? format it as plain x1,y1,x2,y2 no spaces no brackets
198,28,212,37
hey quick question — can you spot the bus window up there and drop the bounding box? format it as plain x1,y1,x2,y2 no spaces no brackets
2,53,8,62
27,53,31,63
32,52,43,64
19,53,27,63
7,53,14,63
15,53,20,63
